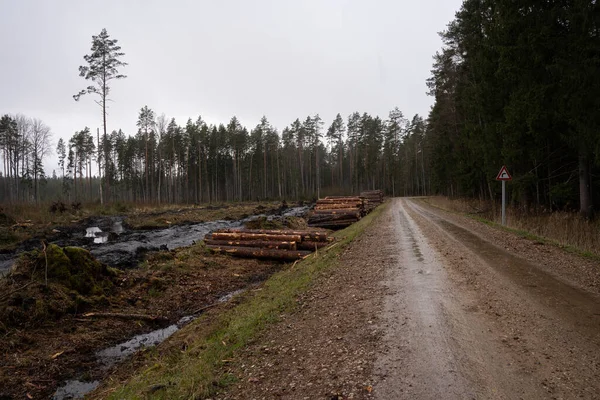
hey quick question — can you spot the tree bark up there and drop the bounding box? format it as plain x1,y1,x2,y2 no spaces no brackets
211,232,302,242
206,245,311,261
204,239,297,250
579,148,592,218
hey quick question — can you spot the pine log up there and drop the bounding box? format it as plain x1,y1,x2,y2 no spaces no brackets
307,213,359,223
308,222,356,230
207,245,311,261
297,241,330,250
313,209,360,215
323,196,362,200
316,198,363,205
215,229,329,242
204,239,297,250
309,219,357,225
315,203,362,210
211,232,302,242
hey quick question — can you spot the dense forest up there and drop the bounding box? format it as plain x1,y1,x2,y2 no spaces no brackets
1,1,599,217
425,0,600,217
0,109,428,204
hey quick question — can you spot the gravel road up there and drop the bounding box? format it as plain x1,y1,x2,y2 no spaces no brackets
219,198,600,399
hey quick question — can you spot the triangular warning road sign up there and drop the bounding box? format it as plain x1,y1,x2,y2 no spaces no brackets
496,165,512,181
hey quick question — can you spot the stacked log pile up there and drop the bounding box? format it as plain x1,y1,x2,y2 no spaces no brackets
307,196,365,229
204,228,332,261
360,190,384,212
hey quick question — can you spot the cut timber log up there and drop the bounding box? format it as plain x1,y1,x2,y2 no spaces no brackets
308,220,357,229
204,239,297,250
314,203,362,210
309,218,358,225
307,213,359,223
313,209,360,215
214,229,329,242
322,196,361,200
207,245,311,261
211,232,302,242
308,194,366,229
360,190,383,213
316,199,363,205
297,241,330,250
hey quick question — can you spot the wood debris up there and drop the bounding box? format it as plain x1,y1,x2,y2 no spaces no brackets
204,228,332,261
307,191,384,229
360,190,384,213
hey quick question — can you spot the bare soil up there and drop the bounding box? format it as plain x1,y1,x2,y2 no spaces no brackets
216,198,600,399
0,244,282,400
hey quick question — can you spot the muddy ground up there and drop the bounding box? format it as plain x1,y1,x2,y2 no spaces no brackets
216,198,600,399
0,201,300,273
4,198,600,399
0,202,306,399
0,249,284,399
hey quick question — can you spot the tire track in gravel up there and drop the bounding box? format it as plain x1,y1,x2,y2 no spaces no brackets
218,198,600,399
385,198,600,399
374,198,547,399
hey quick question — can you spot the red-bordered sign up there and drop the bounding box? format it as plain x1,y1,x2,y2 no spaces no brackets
496,165,512,181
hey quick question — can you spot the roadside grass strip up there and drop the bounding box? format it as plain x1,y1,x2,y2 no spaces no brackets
420,197,600,262
102,204,387,399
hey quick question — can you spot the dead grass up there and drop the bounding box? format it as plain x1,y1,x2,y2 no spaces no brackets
424,196,600,257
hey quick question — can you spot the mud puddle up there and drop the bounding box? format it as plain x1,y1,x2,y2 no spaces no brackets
53,380,100,400
53,288,249,399
0,206,309,275
408,200,600,337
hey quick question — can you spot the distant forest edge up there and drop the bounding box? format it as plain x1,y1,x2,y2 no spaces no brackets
1,1,599,218
0,110,427,204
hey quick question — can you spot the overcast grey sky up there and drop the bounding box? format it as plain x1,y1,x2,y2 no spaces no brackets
0,0,462,172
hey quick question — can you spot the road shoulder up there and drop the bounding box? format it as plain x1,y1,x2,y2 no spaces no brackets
216,205,390,399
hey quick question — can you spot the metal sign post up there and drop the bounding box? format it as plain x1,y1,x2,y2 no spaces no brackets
502,180,506,226
495,166,512,226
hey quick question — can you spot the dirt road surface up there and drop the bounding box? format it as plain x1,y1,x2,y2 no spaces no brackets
220,198,600,399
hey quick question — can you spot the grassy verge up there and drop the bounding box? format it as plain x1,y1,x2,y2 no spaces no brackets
99,204,387,399
420,197,600,261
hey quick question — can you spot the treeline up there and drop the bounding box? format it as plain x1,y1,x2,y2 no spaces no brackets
0,114,53,203
0,108,430,204
424,0,600,216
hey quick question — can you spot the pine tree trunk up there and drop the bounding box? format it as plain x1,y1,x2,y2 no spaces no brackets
579,147,592,218
316,145,320,199
277,147,282,199
145,130,149,203
101,66,107,205
263,146,267,199
157,151,162,205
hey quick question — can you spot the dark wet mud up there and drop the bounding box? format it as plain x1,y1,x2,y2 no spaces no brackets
52,288,249,400
0,206,309,275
